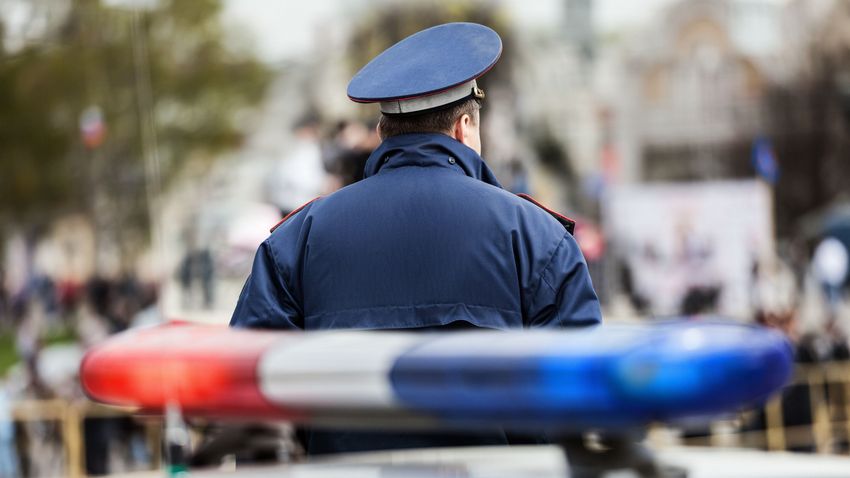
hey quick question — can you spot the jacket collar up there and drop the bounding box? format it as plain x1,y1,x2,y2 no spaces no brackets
363,133,503,188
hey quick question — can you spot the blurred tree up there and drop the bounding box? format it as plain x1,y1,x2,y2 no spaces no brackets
0,0,270,259
764,1,850,239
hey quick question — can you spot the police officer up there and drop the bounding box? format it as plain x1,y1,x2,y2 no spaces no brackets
231,22,601,454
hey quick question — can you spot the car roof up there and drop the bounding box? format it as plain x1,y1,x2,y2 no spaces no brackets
657,446,850,478
113,445,850,478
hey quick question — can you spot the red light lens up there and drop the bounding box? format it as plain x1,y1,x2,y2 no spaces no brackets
80,323,296,418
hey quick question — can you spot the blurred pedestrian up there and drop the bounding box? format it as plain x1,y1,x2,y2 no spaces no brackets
0,268,9,330
745,308,816,452
130,283,162,329
505,158,530,195
178,249,215,310
77,277,120,475
14,304,49,399
812,236,848,311
266,114,328,217
0,383,20,478
325,119,380,188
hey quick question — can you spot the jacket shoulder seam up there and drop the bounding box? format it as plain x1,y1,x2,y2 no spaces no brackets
525,232,570,321
516,193,575,235
269,197,321,233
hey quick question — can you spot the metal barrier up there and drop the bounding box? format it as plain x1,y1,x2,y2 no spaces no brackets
9,400,161,478
761,362,850,454
665,362,850,455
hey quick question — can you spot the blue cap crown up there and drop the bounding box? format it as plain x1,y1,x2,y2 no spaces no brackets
348,22,502,114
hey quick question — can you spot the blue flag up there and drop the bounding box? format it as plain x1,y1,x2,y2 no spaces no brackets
752,137,779,184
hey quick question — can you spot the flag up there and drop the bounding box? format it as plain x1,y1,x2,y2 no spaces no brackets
752,136,778,184
79,105,106,149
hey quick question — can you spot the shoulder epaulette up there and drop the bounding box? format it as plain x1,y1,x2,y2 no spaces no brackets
517,193,576,235
269,197,320,233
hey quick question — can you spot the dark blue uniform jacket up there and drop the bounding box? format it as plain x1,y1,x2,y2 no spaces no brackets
231,133,600,332
230,133,601,455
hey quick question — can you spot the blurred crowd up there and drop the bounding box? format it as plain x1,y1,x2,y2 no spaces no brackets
264,115,381,218
262,113,531,220
0,267,161,476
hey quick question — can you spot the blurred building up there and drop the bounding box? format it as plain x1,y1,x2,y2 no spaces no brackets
778,0,838,76
602,0,787,183
515,0,598,170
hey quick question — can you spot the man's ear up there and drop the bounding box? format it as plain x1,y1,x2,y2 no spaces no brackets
453,114,472,143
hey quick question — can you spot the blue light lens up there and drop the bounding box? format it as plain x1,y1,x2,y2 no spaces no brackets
389,320,793,431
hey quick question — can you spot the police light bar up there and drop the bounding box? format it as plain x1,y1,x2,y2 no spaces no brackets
80,321,793,432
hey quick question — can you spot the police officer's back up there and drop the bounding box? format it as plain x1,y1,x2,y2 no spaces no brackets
231,23,601,455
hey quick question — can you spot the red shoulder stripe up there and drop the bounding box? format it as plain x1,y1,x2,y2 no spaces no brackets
517,193,576,235
269,197,320,233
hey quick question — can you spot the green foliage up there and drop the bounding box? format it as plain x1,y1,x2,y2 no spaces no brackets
0,325,77,378
43,323,78,347
0,48,77,222
0,0,270,240
0,332,16,378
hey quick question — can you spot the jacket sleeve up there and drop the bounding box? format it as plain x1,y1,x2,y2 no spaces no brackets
524,232,601,328
229,240,303,330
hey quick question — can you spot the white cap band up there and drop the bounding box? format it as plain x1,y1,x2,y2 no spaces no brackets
380,80,481,115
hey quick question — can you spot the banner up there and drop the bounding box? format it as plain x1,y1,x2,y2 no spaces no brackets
605,180,774,318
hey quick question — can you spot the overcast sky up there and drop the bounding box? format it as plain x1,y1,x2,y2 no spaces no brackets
221,0,693,63
2,0,788,61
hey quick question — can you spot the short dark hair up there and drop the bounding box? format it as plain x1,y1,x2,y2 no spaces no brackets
377,98,480,139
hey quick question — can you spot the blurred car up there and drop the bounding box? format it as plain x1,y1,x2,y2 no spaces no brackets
81,321,850,478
